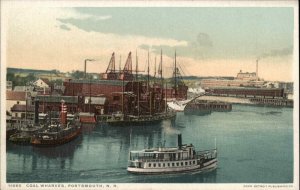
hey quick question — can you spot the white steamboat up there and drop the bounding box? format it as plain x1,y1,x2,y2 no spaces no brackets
127,134,217,174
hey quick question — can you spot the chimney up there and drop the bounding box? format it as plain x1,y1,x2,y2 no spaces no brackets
178,134,182,149
34,99,39,125
60,100,67,126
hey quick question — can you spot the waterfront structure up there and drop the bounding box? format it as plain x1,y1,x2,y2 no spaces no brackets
127,134,217,174
184,100,232,115
200,62,264,89
205,87,285,98
201,78,265,89
36,95,79,113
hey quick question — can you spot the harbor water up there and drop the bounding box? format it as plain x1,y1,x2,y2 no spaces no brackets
6,104,293,183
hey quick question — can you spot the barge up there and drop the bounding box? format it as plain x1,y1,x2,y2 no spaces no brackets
127,134,217,174
102,110,176,126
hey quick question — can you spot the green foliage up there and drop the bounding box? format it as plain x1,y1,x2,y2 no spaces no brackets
71,70,85,79
7,72,37,87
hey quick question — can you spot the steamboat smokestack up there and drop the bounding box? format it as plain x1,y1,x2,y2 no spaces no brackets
60,100,67,126
34,99,39,125
178,134,182,149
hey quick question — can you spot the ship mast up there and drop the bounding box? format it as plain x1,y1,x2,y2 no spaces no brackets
136,50,140,117
160,49,163,85
154,56,157,79
174,50,177,98
147,50,150,92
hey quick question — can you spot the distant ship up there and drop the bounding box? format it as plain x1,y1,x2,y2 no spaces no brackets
127,134,217,174
31,101,81,146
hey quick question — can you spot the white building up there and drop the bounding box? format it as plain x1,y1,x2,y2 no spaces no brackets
236,70,257,81
33,78,50,88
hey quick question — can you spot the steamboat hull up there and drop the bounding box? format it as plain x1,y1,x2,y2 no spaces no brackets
127,158,217,175
31,128,82,147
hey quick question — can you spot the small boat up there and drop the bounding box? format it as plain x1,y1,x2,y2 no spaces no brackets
31,101,81,147
127,134,217,174
9,121,43,145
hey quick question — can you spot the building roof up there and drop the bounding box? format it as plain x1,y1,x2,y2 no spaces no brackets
11,104,35,112
84,97,107,105
39,78,51,86
36,95,78,103
6,91,26,101
14,86,35,92
70,79,129,86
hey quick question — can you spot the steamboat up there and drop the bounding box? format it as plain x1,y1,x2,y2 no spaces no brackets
31,101,81,146
127,134,217,174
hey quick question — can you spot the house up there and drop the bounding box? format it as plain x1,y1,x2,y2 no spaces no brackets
10,104,35,120
6,91,27,113
33,78,50,88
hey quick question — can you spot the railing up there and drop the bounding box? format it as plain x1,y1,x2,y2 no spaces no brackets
196,149,217,159
129,156,196,162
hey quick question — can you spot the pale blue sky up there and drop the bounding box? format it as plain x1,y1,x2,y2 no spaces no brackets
57,7,294,60
5,5,295,81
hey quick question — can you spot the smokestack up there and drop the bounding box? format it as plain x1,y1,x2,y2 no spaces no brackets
178,134,182,149
34,99,39,125
60,100,67,126
256,59,259,80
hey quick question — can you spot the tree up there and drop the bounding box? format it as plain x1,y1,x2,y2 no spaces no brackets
71,70,85,79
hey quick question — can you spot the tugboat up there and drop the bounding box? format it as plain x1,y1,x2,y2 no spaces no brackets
127,134,217,174
31,100,81,146
9,100,44,145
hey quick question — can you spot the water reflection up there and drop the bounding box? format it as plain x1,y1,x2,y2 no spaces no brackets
32,136,82,159
7,105,293,183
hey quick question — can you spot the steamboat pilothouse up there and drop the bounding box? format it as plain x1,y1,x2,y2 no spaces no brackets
127,134,217,174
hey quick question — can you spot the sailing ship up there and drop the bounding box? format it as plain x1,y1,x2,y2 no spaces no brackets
101,50,176,125
127,134,217,174
31,100,81,146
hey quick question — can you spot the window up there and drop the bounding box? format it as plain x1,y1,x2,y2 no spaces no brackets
168,163,170,167
193,161,195,164
148,163,151,167
163,163,165,167
176,163,179,166
172,163,175,167
158,163,161,167
189,161,192,165
153,164,156,167
185,162,188,165
181,162,183,166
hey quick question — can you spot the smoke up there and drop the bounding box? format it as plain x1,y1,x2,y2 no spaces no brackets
258,46,293,60
195,32,213,47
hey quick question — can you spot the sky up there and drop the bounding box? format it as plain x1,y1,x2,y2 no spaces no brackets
2,1,297,82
